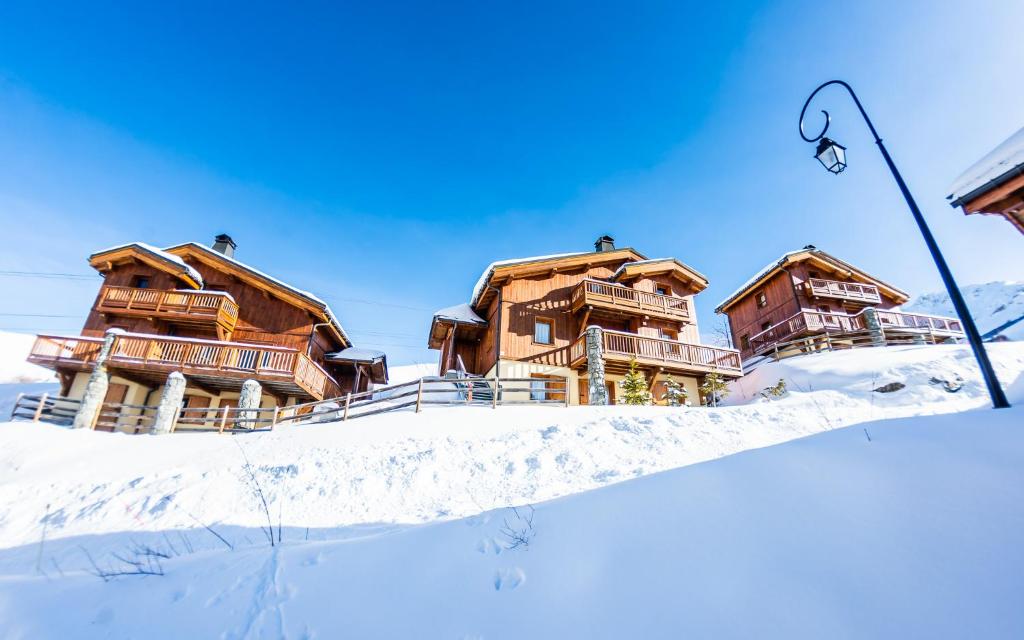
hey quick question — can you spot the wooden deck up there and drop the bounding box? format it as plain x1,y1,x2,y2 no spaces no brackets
806,278,881,305
571,330,741,376
28,333,340,400
95,285,240,338
570,278,690,322
748,309,963,356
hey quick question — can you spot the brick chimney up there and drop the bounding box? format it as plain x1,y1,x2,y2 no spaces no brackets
212,234,237,258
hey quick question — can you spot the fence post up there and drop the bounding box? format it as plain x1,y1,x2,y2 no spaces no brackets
236,379,262,430
467,383,473,404
32,393,48,422
343,393,351,421
564,378,570,407
492,377,499,409
12,393,24,420
271,406,280,429
416,379,424,413
218,406,230,433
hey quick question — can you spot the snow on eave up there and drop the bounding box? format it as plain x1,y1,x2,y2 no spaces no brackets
468,248,646,308
325,347,387,363
432,303,486,324
90,242,205,288
714,248,908,313
163,242,351,348
610,258,709,287
947,126,1024,206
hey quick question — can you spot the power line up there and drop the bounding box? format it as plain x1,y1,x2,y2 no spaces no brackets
0,312,81,318
0,270,100,280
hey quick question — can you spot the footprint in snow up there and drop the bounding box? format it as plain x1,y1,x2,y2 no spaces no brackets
475,537,503,556
493,567,526,591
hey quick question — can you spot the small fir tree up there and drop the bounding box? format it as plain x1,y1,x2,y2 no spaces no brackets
660,375,688,407
619,358,653,405
700,369,730,407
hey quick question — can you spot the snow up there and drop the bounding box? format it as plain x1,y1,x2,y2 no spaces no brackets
904,281,1024,340
0,331,55,384
2,384,1023,637
324,347,386,363
92,242,205,287
388,362,438,383
433,302,486,324
470,252,588,306
947,125,1024,203
715,248,806,311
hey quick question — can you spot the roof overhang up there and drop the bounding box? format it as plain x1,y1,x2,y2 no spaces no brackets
716,249,909,313
89,244,203,289
611,259,709,293
325,348,388,384
164,243,351,348
428,312,488,350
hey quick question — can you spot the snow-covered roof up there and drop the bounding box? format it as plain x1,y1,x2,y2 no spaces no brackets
168,242,351,347
947,126,1024,205
715,249,806,312
470,252,588,307
91,242,205,287
325,347,387,363
432,303,486,324
610,258,708,284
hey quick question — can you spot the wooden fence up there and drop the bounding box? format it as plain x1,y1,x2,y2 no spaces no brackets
9,393,81,426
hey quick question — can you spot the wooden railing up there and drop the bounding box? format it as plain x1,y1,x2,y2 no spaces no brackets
571,278,690,321
806,278,881,304
876,310,963,334
571,330,741,374
28,333,341,400
9,392,81,426
96,285,239,333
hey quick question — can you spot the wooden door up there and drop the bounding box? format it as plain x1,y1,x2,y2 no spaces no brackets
605,381,616,405
95,383,129,432
578,379,589,405
179,395,211,425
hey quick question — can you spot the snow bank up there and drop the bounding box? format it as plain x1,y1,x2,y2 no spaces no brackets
904,281,1024,340
2,403,1022,638
0,331,54,384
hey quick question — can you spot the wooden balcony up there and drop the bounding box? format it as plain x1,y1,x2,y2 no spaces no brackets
748,309,964,356
806,278,882,305
570,279,690,322
95,285,240,339
571,330,742,376
28,333,341,401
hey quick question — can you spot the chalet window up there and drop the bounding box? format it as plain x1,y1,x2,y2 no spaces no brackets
761,321,771,331
756,291,767,308
132,275,151,289
656,285,671,296
660,328,678,341
533,318,554,345
740,335,750,350
809,271,820,279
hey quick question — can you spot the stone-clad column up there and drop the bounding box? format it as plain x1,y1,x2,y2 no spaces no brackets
72,329,119,430
585,326,608,406
236,379,263,430
151,371,186,435
862,308,886,347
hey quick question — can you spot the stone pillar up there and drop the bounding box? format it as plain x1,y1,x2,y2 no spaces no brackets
861,308,886,347
236,379,263,430
585,326,608,406
72,330,119,430
151,372,186,435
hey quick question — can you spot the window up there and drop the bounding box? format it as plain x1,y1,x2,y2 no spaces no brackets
533,318,554,345
660,328,678,341
656,285,671,296
761,321,772,331
530,374,565,402
756,291,767,308
809,271,820,279
740,334,750,350
132,275,151,289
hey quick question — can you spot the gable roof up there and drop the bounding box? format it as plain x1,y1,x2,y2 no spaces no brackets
163,242,351,347
470,247,647,308
947,126,1024,207
89,242,205,289
610,258,708,291
715,246,909,313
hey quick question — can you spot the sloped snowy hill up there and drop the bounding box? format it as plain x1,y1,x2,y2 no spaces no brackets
904,281,1024,340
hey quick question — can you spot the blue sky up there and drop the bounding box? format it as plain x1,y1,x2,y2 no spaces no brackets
1,0,1022,366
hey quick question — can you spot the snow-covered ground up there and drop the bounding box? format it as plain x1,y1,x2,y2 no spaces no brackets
0,331,54,385
905,281,1024,340
0,342,1022,637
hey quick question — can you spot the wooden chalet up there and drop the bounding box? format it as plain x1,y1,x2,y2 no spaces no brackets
427,236,742,405
27,235,387,429
715,245,965,360
947,126,1024,234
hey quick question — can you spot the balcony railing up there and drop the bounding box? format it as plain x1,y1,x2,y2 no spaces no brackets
571,279,690,321
28,333,340,400
806,278,882,305
748,308,964,356
571,329,742,375
96,285,240,336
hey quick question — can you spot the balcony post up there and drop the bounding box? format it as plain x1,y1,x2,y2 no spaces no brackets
862,308,886,347
72,329,120,430
151,371,187,435
236,379,263,430
585,326,608,406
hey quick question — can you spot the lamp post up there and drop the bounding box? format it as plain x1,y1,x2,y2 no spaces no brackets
799,80,1009,409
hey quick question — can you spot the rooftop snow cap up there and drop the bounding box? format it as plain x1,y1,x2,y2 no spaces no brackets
212,234,237,258
594,235,615,252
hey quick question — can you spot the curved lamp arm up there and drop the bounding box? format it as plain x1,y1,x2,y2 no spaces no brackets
799,80,882,144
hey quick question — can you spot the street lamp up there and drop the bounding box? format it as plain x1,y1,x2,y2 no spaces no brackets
799,80,1010,409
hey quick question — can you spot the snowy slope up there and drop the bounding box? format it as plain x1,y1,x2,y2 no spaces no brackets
0,331,54,384
904,281,1024,340
2,404,1022,638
